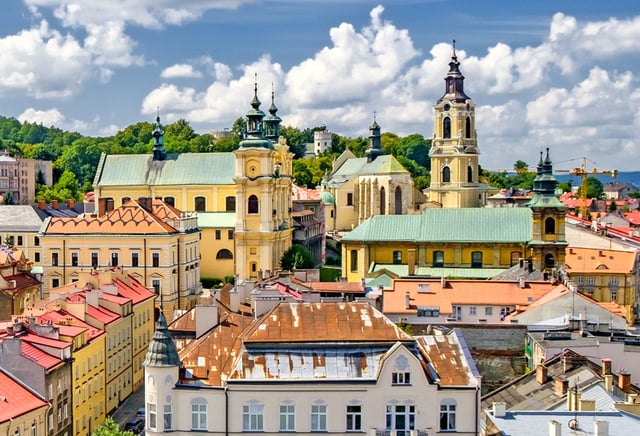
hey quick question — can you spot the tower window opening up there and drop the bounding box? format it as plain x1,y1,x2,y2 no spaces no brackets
465,116,471,138
442,166,451,183
443,117,451,139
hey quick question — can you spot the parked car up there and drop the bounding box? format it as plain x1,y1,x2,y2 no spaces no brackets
136,408,145,419
125,419,144,434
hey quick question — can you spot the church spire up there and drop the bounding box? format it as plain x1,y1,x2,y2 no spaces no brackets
530,148,562,202
239,74,271,149
438,39,470,104
152,111,166,161
142,310,181,368
263,83,282,142
366,111,383,163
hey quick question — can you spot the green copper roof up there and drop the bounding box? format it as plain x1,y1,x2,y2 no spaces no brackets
342,208,532,243
94,152,236,186
326,155,410,188
197,212,236,228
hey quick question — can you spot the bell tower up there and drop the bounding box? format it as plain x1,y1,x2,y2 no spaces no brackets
427,42,487,208
233,78,293,281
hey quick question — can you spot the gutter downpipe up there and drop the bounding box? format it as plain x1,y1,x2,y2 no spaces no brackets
225,386,229,436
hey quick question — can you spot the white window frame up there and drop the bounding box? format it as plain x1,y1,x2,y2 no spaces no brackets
311,403,327,432
440,398,457,431
346,404,362,431
242,403,264,431
148,403,156,429
392,371,411,385
279,403,296,432
386,403,416,433
163,404,172,431
191,401,207,431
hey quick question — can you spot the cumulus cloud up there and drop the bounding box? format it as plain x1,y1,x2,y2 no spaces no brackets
161,64,203,79
18,107,90,132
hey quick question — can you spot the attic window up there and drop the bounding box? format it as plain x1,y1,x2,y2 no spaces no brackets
596,264,608,269
417,306,439,317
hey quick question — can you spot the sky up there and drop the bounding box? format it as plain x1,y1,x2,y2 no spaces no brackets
1,0,640,172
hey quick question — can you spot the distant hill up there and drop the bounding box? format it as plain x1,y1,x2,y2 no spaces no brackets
554,172,640,189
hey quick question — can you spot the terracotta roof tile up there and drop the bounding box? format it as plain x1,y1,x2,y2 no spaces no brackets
564,247,637,274
0,369,48,422
20,340,63,370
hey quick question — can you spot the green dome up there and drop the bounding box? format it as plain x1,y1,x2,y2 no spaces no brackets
321,191,335,205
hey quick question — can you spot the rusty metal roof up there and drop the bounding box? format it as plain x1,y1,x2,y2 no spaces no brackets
416,329,479,388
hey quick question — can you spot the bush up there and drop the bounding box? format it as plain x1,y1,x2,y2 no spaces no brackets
280,245,315,271
201,277,223,289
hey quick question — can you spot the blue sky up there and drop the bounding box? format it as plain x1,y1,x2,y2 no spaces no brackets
1,0,639,171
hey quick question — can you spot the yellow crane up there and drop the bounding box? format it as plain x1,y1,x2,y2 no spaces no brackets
555,157,617,219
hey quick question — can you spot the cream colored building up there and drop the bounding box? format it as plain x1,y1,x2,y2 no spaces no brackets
39,198,200,321
321,119,417,233
143,301,480,436
0,152,53,205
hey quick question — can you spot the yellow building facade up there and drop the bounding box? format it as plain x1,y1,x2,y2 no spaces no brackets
93,87,294,282
39,198,200,321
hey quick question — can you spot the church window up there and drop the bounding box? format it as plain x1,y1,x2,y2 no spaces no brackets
433,251,444,267
395,187,402,214
225,196,236,212
443,117,451,139
216,249,233,260
471,251,483,268
393,250,402,264
163,196,174,206
248,195,259,214
380,187,386,214
194,196,206,211
544,253,555,268
350,250,358,273
442,166,451,183
347,192,353,206
465,116,471,138
467,165,473,183
544,217,555,234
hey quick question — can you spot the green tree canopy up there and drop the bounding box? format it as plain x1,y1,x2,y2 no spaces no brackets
280,245,315,271
91,416,133,436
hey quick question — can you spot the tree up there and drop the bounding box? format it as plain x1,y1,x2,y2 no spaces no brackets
514,160,529,173
577,177,604,199
92,416,133,436
280,245,315,271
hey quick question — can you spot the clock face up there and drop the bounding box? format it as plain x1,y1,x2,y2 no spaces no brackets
443,103,451,111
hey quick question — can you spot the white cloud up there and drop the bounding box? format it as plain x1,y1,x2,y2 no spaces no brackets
161,64,203,79
17,107,90,133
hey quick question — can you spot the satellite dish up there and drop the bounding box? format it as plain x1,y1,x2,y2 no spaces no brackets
568,418,579,430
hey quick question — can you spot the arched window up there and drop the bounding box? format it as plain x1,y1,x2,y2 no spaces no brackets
394,187,402,214
225,196,236,212
379,187,386,215
440,398,457,431
248,195,259,214
465,116,471,138
545,253,555,268
443,117,451,139
163,196,175,207
471,251,483,268
433,250,444,267
467,165,473,183
545,217,555,234
442,166,451,183
511,251,521,266
216,249,233,260
194,196,206,212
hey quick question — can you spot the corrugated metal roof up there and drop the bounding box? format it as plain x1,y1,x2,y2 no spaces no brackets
95,153,236,186
343,208,532,242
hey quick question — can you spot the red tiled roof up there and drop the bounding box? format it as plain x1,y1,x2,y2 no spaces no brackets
37,309,104,341
114,277,155,305
44,199,178,234
20,340,63,371
291,186,321,201
565,247,637,274
19,332,71,350
0,369,48,422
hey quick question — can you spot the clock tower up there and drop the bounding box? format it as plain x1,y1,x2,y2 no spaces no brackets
427,42,490,208
233,80,293,280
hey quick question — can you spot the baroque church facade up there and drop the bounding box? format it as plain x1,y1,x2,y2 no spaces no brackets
93,82,293,284
340,47,568,281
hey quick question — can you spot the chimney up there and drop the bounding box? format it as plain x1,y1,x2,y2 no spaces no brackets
554,376,568,396
519,277,526,288
548,420,561,436
594,420,609,436
492,402,506,418
618,371,631,391
441,276,447,288
66,199,75,208
38,200,46,210
579,399,595,411
604,374,613,392
567,387,581,411
536,365,548,385
404,291,411,309
195,303,219,339
599,250,604,257
602,358,612,376
407,249,416,276
51,199,58,209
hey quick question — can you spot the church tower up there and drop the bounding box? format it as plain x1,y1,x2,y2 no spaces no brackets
233,79,293,280
427,42,488,208
527,148,568,272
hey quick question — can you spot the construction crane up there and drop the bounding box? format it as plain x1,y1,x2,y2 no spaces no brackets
555,157,617,219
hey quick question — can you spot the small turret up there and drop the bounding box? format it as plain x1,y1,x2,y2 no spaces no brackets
239,75,272,149
263,84,282,142
365,113,384,163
